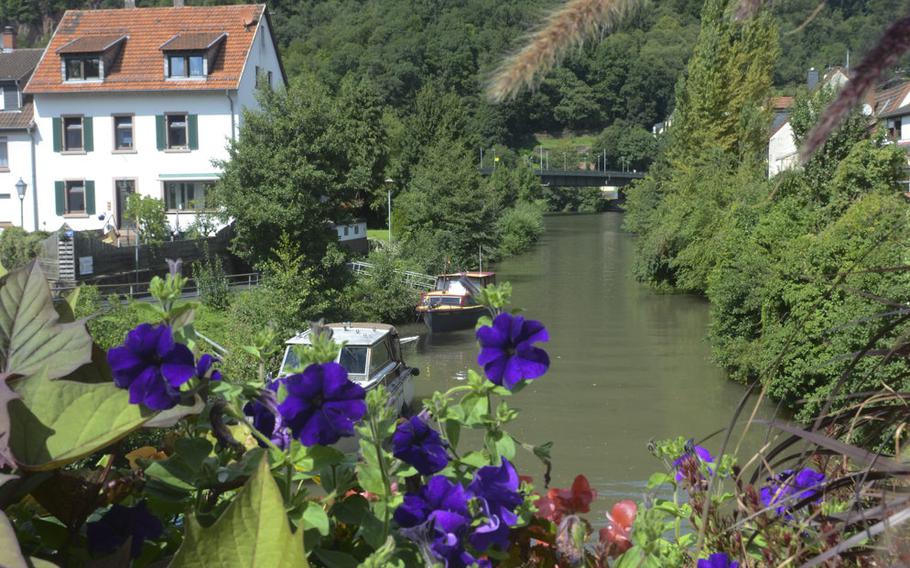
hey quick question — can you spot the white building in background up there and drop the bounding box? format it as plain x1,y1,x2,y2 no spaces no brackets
22,3,286,234
0,28,42,229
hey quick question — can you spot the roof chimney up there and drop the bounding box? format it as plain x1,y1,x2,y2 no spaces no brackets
124,0,135,7
174,0,185,6
807,67,819,91
2,26,15,53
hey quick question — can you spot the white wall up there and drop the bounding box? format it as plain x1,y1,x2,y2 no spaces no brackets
236,16,286,117
768,121,798,178
0,132,34,228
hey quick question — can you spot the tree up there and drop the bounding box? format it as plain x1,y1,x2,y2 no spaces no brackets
124,194,169,244
214,74,387,268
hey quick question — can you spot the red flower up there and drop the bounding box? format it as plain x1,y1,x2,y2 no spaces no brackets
599,500,637,558
534,475,596,524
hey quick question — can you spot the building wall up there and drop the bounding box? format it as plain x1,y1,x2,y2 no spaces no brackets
236,17,285,118
768,121,798,178
0,131,35,228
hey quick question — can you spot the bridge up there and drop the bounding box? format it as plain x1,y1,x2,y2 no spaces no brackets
478,168,645,188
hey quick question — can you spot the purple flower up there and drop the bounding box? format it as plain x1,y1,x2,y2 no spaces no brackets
243,379,291,450
476,313,549,389
196,354,222,381
674,445,714,482
87,501,163,559
395,475,470,528
392,416,449,475
107,323,196,410
697,553,740,568
468,458,523,552
760,468,826,517
278,362,366,446
395,476,483,567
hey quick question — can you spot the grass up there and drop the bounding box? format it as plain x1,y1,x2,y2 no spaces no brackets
533,132,599,152
367,229,390,242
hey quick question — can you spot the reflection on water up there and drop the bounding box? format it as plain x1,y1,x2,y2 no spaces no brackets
399,213,777,520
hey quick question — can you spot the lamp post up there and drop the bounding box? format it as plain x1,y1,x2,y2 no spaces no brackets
15,178,26,229
384,177,394,243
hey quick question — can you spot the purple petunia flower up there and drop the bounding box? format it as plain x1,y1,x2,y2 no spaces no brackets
697,552,740,568
468,458,523,552
760,468,825,517
392,416,449,475
394,476,488,567
278,362,366,446
673,445,714,482
243,379,291,450
195,354,222,381
107,323,196,410
86,500,163,559
476,313,549,390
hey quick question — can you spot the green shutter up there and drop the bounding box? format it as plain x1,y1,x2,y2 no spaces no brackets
188,114,198,150
55,181,64,215
83,116,93,152
156,114,165,150
85,180,95,215
52,117,61,152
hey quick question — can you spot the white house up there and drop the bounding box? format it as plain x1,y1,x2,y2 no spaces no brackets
0,27,42,229
22,3,286,234
767,67,850,178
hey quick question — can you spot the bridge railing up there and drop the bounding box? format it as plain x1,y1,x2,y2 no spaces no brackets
348,261,436,291
50,272,262,300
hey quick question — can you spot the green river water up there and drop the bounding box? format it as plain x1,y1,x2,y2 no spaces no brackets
399,212,778,520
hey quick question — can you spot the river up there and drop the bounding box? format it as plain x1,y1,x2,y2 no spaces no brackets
400,212,776,519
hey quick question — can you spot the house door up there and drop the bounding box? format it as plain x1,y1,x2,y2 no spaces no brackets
115,179,135,228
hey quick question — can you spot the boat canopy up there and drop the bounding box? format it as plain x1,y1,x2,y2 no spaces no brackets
285,322,395,347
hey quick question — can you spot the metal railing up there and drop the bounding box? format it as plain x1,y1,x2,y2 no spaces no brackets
51,272,261,300
348,261,436,291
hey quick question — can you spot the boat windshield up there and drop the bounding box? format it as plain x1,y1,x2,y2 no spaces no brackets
426,296,462,307
339,345,368,376
279,346,301,375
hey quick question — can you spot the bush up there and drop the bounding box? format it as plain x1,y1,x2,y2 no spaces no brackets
0,227,47,270
193,247,230,310
497,201,544,256
341,250,419,323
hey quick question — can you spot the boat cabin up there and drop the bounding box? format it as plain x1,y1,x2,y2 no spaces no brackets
279,323,406,389
433,271,496,293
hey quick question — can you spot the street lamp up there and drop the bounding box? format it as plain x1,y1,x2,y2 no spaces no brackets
384,177,394,243
15,178,26,229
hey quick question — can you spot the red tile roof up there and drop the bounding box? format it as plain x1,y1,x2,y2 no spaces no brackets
57,34,127,54
160,31,226,51
25,4,272,94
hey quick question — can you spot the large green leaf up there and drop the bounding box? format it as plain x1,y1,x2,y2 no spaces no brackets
0,261,92,378
7,367,153,470
168,454,308,567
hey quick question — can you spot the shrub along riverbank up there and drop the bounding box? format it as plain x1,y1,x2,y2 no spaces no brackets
624,0,910,427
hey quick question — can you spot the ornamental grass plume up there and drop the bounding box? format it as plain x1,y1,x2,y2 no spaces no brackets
486,0,639,102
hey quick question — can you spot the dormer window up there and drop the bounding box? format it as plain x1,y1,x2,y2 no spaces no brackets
167,54,205,78
160,32,226,80
56,34,127,83
65,56,100,80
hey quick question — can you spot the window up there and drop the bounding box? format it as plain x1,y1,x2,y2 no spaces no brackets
164,181,213,211
0,138,8,169
168,54,205,78
63,116,84,151
369,341,393,375
65,180,85,214
255,66,273,89
113,115,133,151
166,113,187,149
339,346,368,376
64,56,101,81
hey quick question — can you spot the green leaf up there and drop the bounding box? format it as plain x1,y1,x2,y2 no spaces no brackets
302,501,329,536
289,442,345,473
312,549,358,568
0,510,27,568
0,262,93,379
647,472,673,490
8,366,154,470
144,439,213,491
169,453,308,567
444,419,460,450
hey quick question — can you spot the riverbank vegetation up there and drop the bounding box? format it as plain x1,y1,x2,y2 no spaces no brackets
624,0,910,430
